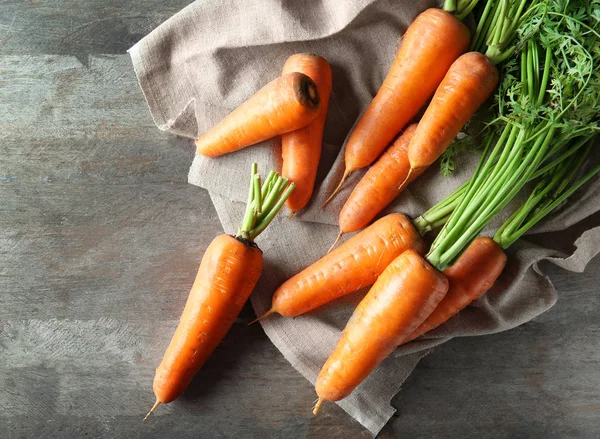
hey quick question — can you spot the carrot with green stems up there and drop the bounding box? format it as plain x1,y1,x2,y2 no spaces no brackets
196,73,320,157
337,124,422,237
281,54,332,214
323,7,470,206
251,213,425,322
403,237,506,343
314,0,600,412
313,250,448,413
145,164,294,420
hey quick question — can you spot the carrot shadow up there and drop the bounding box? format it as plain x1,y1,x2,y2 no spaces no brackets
176,302,269,408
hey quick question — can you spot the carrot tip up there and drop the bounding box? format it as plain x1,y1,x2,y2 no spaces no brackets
328,231,344,254
248,309,275,326
289,211,296,219
143,399,161,421
313,397,324,415
397,168,415,191
322,169,351,208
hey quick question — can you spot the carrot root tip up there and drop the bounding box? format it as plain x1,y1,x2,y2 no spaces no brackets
322,169,351,208
248,309,275,326
328,231,344,254
398,168,415,191
313,397,324,415
143,399,161,421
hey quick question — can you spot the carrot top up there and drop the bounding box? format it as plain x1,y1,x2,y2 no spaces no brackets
420,0,599,270
237,163,295,242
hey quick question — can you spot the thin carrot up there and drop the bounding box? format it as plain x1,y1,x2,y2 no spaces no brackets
254,213,425,320
145,164,293,419
323,8,470,205
407,52,499,173
403,237,506,343
196,73,320,157
281,54,332,213
314,250,448,410
338,124,423,235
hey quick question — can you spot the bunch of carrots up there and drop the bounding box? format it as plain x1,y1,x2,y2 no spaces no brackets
145,0,599,423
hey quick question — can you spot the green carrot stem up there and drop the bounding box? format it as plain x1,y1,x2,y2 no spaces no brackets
537,45,553,106
240,163,259,235
249,182,295,240
443,0,458,13
237,163,295,242
471,0,496,51
457,0,481,20
253,174,262,214
533,136,592,179
260,171,276,199
495,163,600,249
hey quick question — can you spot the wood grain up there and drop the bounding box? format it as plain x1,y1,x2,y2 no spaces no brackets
1,1,599,438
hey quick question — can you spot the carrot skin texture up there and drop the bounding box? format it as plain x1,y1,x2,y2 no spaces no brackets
344,8,470,173
339,124,423,234
408,52,499,169
153,234,263,404
281,54,332,213
316,250,449,402
195,72,320,157
270,213,425,317
404,237,506,342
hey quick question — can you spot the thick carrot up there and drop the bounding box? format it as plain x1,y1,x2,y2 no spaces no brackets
151,234,263,408
196,72,320,157
407,52,499,171
338,124,423,234
324,8,470,204
314,250,448,411
403,237,506,343
145,164,294,419
281,54,332,213
254,213,425,321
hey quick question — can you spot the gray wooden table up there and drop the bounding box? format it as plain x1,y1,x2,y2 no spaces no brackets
2,2,599,438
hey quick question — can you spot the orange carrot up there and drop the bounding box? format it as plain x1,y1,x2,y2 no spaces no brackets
324,8,470,204
338,124,423,234
403,237,506,343
253,213,425,322
150,234,262,411
196,72,320,157
313,250,448,410
145,164,293,419
407,52,499,172
281,54,332,213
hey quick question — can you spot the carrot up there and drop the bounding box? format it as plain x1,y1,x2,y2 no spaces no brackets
313,250,448,411
145,164,294,419
324,8,470,205
407,52,499,172
252,213,425,321
281,54,332,214
403,237,506,343
338,124,423,235
195,72,320,157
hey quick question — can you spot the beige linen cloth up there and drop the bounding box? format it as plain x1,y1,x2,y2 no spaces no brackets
129,0,600,434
